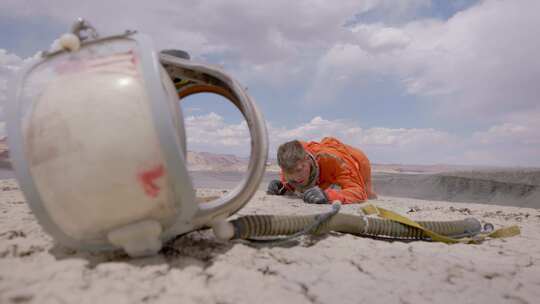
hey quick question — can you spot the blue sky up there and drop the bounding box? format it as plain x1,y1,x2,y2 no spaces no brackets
1,0,539,167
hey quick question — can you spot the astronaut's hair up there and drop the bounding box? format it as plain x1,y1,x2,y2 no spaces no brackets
277,140,307,172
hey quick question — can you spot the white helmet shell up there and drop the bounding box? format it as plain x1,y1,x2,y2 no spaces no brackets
25,53,179,245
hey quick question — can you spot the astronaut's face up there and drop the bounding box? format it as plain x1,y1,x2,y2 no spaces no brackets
284,157,312,186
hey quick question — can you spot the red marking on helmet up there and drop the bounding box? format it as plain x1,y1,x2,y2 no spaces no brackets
129,49,138,65
138,165,165,198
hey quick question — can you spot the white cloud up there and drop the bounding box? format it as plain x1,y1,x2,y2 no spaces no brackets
0,50,23,89
184,112,539,166
0,0,434,87
473,123,531,145
300,0,540,166
268,116,459,164
185,112,250,153
352,24,412,52
186,113,454,161
465,110,540,166
1,0,356,60
2,1,538,166
0,50,24,127
312,0,540,123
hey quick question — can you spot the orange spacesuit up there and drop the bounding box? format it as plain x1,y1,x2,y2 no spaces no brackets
280,137,376,204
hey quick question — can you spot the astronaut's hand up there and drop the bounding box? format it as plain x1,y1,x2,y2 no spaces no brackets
267,180,286,195
303,186,329,204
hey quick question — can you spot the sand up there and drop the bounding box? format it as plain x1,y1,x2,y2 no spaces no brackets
1,178,539,304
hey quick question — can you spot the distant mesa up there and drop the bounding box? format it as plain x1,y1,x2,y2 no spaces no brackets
187,151,282,172
0,142,246,172
187,150,248,172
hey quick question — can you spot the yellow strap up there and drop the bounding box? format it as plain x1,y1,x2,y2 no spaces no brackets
486,225,521,238
361,204,520,244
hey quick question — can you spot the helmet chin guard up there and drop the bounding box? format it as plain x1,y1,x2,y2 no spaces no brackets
7,19,268,257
